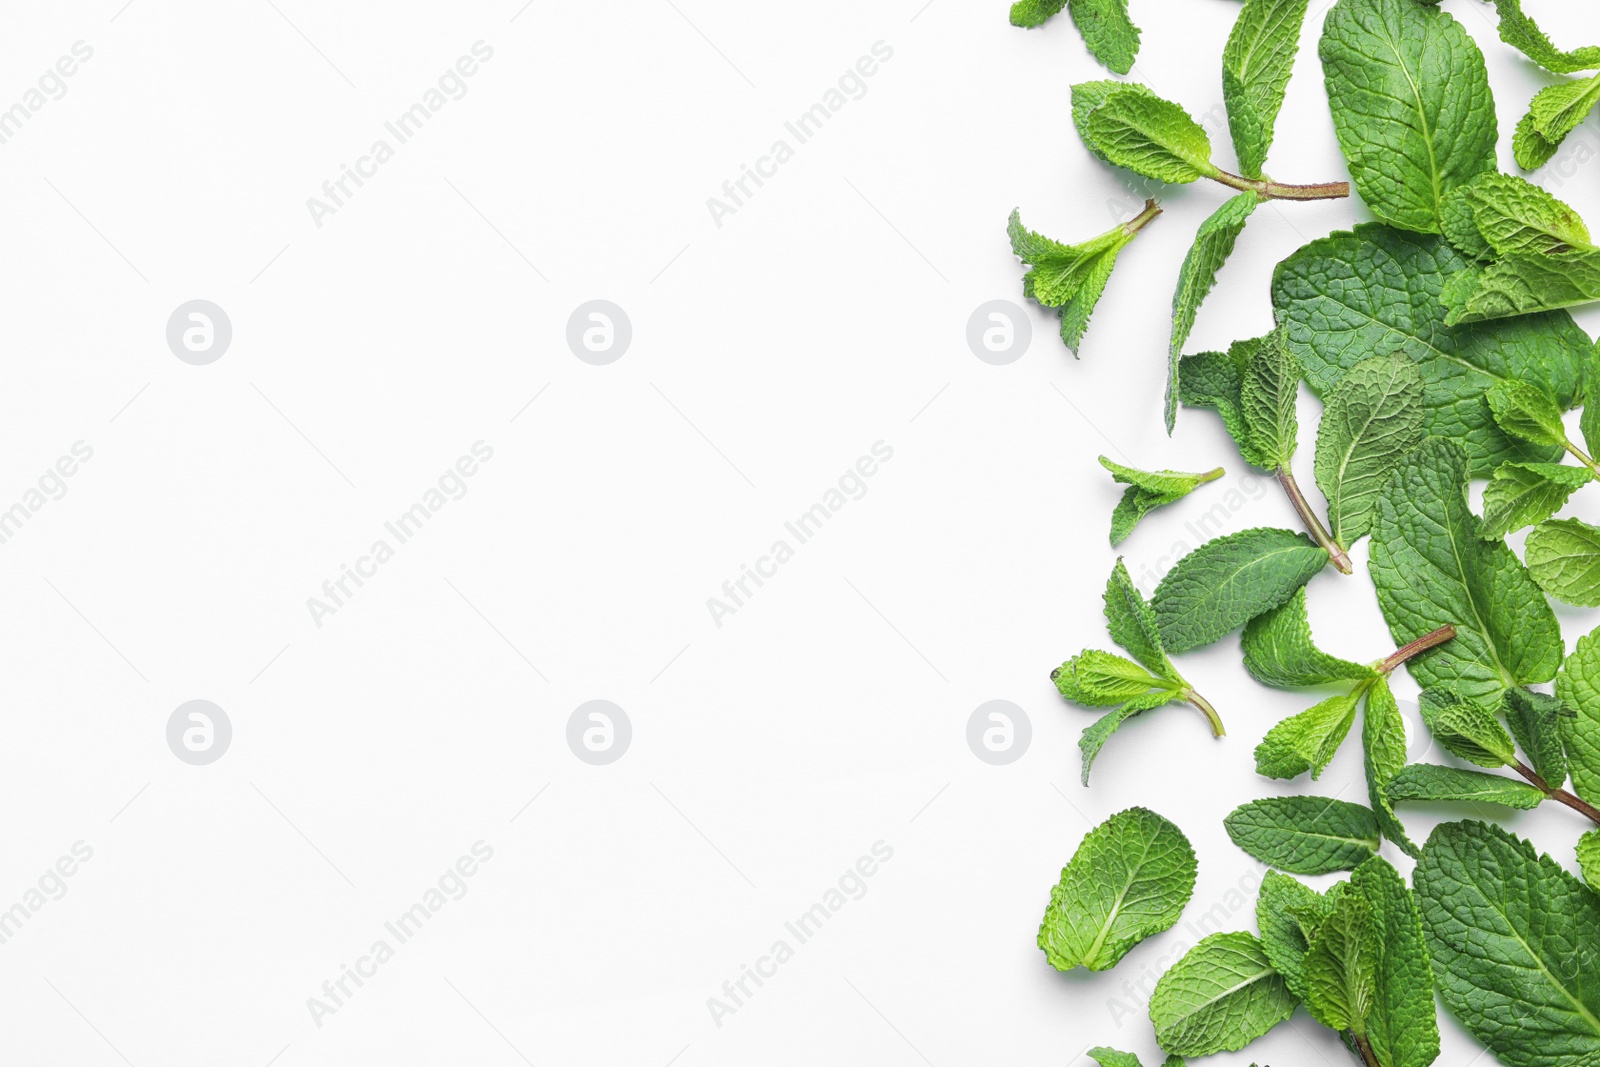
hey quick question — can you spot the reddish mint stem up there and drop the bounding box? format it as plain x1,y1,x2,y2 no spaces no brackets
1276,466,1353,574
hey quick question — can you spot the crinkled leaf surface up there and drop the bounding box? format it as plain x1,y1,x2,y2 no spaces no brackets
1526,517,1600,607
1224,796,1380,874
1149,931,1296,1057
1168,193,1258,431
1385,764,1546,809
1241,586,1375,688
1555,625,1600,804
1223,0,1309,178
1153,527,1328,654
1351,856,1441,1067
1314,353,1426,548
1479,461,1593,540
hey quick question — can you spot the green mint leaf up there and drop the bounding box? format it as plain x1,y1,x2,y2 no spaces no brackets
1101,456,1225,545
1363,676,1419,857
1167,193,1259,432
1241,329,1300,470
1453,172,1592,257
1369,439,1562,701
1349,856,1442,1067
1241,587,1375,688
1420,687,1517,768
1222,0,1309,178
1314,353,1427,548
1528,73,1600,146
1486,379,1571,448
1224,795,1381,874
1302,890,1377,1034
1085,1050,1142,1067
1385,763,1546,809
1008,0,1065,27
1583,349,1600,458
1579,832,1600,892
1152,527,1328,654
1008,209,1135,355
1416,821,1600,1067
1489,0,1600,74
1012,0,1140,74
1443,249,1600,323
1054,649,1173,707
1319,0,1496,234
1255,870,1333,1004
1178,334,1288,470
1273,224,1592,473
1526,517,1600,607
1148,931,1297,1057
1479,461,1594,540
1440,185,1495,263
1075,84,1219,185
1255,690,1360,780
1037,807,1197,971
1514,109,1562,171
1556,625,1600,805
1078,688,1184,785
1104,557,1176,679
1504,686,1572,786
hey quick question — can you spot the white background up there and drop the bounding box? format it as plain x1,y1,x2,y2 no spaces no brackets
0,0,1597,1064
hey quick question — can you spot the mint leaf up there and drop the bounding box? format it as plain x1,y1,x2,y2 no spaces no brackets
1363,676,1418,857
1153,527,1328,654
1008,0,1065,27
1420,687,1517,768
1526,517,1600,607
1274,224,1592,474
1314,353,1426,548
1241,329,1300,469
1255,870,1333,1004
1487,379,1570,448
1479,461,1593,540
1101,456,1225,545
1104,557,1174,679
1369,439,1562,701
1075,84,1219,185
1224,796,1380,874
1350,856,1442,1067
1504,686,1572,787
1514,109,1562,172
1148,931,1296,1057
1078,689,1187,784
1319,0,1496,234
1385,763,1547,809
1556,626,1600,805
1579,832,1600,892
1222,0,1309,178
1256,690,1360,781
1055,649,1176,706
1303,890,1377,1034
1416,821,1600,1067
1527,73,1600,152
1012,0,1141,74
1009,208,1143,354
1451,251,1600,326
1038,807,1197,971
1489,0,1600,74
1241,587,1375,688
1168,193,1258,432
1449,172,1592,257
1177,336,1262,460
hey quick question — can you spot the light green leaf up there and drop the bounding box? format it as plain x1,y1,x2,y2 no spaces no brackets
1369,439,1562,701
1101,456,1225,545
1303,891,1377,1034
1008,0,1065,27
1168,193,1259,432
1504,686,1572,786
1556,626,1600,805
1479,461,1593,540
1529,74,1600,145
1274,224,1592,474
1038,807,1197,971
1241,587,1375,689
1420,687,1517,768
1224,796,1380,874
1415,821,1600,1067
1526,517,1600,607
1223,0,1309,178
1053,649,1171,707
1319,0,1496,233
1078,86,1219,185
1241,329,1300,470
1489,0,1600,74
1487,379,1570,448
1256,690,1361,781
1584,342,1600,458
1104,557,1175,679
1078,688,1185,785
1008,209,1136,355
1452,172,1592,257
1012,0,1141,74
1085,1050,1143,1067
1153,527,1329,654
1579,832,1600,892
1314,353,1426,548
1514,109,1562,171
1363,675,1418,857
1385,763,1547,809
1148,931,1296,1057
1255,870,1333,1004
1350,856,1442,1067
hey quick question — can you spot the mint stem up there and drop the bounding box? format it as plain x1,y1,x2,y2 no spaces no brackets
1122,198,1163,236
1511,759,1600,827
1377,625,1457,676
1563,438,1600,477
1197,466,1225,484
1352,1034,1381,1067
1211,170,1351,201
1275,466,1354,574
1185,688,1225,737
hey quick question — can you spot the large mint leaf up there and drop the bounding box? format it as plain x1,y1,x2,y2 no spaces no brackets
1222,0,1309,178
1224,796,1380,874
1167,193,1258,432
1555,626,1600,805
1314,353,1426,548
1037,807,1197,971
1369,439,1562,701
1148,931,1296,1057
1350,856,1441,1067
1153,528,1328,654
1320,0,1496,234
1415,821,1600,1067
1241,587,1375,689
1526,518,1600,607
1273,224,1591,474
